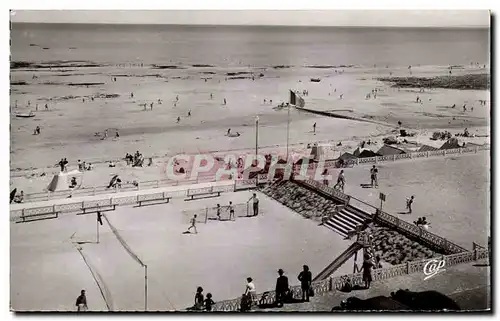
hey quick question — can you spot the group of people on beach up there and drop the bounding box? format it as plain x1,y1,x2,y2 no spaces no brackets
125,151,149,167
77,159,93,172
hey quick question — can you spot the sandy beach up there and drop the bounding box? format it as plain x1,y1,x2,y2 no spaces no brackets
10,63,490,194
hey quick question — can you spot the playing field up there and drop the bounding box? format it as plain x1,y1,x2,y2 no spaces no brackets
10,190,352,311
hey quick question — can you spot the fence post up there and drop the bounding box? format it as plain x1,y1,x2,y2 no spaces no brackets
426,151,429,158
406,261,410,274
21,209,25,222
473,249,477,261
329,277,333,291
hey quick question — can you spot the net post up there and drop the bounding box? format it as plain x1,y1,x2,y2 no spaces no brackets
144,265,148,311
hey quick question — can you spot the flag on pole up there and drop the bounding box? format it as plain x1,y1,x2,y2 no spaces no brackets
289,90,305,108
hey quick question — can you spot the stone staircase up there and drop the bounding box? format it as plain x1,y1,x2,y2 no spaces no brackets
324,205,370,238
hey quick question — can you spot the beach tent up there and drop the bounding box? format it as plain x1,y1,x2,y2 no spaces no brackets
376,144,407,156
47,170,83,192
439,137,463,150
353,147,380,158
47,173,70,192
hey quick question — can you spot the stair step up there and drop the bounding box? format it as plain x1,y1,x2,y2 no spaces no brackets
324,221,347,237
336,212,362,226
332,215,357,231
329,217,354,233
340,208,366,222
324,219,349,235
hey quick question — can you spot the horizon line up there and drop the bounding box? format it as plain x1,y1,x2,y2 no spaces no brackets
10,21,489,29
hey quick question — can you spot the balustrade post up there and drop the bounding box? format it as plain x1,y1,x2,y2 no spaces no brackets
459,148,462,154
426,151,429,158
356,158,359,165
475,147,478,153
375,156,378,164
406,261,410,274
393,154,396,162
329,277,333,291
443,150,446,156
473,249,477,261
409,152,412,159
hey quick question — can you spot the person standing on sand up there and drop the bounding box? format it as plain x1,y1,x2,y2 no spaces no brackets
210,93,213,99
370,165,378,187
45,103,48,110
75,289,88,312
463,104,467,112
216,204,221,220
103,129,108,140
228,201,235,221
322,168,329,186
150,102,153,110
176,117,181,123
406,195,415,213
187,215,198,234
115,131,120,139
313,123,316,133
340,94,343,99
35,104,38,111
188,110,191,117
248,193,259,216
227,128,231,136
223,98,227,105
130,92,134,98
334,170,345,192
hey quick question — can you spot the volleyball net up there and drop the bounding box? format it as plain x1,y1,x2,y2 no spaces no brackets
181,202,250,223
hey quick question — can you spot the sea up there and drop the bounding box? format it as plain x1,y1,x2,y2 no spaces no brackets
10,23,490,68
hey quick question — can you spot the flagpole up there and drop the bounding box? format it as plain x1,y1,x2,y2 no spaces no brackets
286,104,291,160
255,116,259,186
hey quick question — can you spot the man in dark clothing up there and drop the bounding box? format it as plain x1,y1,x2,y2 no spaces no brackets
298,265,312,302
275,269,289,307
75,289,87,311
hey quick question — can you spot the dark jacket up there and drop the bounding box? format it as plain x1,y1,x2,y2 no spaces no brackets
276,275,289,292
298,271,312,288
76,294,87,306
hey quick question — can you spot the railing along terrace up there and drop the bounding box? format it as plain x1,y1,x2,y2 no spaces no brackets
211,248,489,311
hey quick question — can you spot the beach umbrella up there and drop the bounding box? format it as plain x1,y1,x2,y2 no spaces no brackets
10,188,17,204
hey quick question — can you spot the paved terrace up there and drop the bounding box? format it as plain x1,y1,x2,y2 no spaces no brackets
262,259,490,312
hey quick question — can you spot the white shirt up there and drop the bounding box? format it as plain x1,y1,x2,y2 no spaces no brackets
246,282,256,294
252,196,259,204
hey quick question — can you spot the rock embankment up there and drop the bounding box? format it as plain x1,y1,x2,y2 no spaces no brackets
370,226,442,265
377,74,489,90
260,181,340,221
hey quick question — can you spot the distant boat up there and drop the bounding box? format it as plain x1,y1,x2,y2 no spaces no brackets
310,78,321,83
16,112,35,118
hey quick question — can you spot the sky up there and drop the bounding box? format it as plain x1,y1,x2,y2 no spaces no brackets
10,10,490,27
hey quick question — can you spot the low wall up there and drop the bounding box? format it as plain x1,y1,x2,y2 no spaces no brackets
212,248,489,311
10,179,261,223
19,146,489,204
